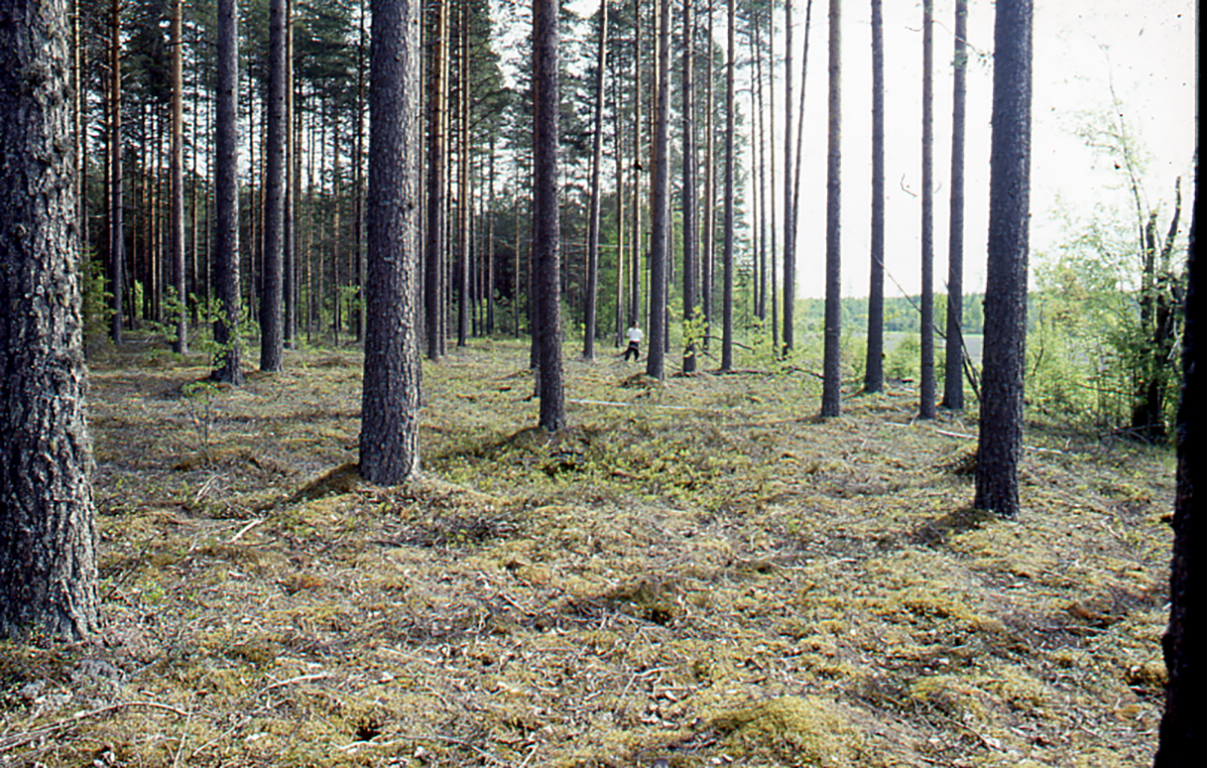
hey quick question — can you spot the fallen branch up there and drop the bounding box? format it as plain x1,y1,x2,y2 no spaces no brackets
0,701,190,752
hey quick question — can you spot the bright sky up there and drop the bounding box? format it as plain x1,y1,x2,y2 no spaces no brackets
561,0,1197,299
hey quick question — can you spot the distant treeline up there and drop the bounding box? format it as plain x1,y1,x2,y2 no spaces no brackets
795,294,987,336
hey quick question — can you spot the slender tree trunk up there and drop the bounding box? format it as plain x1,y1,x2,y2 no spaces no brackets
354,0,367,343
0,0,99,640
821,0,842,418
783,0,796,353
487,139,496,335
865,0,885,393
613,45,627,347
171,0,187,354
681,0,698,374
425,0,449,360
583,1,608,360
920,1,936,419
284,0,297,349
752,13,766,324
721,0,735,371
109,0,124,344
646,0,671,379
260,0,287,371
456,0,470,348
974,0,1033,518
360,0,421,485
701,0,715,350
630,0,642,328
212,0,243,384
942,0,968,409
534,0,565,430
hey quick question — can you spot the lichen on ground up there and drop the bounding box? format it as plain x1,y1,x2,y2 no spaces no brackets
0,340,1173,767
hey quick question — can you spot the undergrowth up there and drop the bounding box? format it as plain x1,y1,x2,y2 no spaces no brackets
0,340,1172,767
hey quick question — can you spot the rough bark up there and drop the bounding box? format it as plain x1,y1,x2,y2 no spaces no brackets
821,0,842,418
920,1,936,419
865,0,885,393
261,0,287,372
0,0,99,641
211,0,243,384
974,0,1033,518
360,0,422,485
646,0,671,380
533,0,565,430
1154,147,1197,768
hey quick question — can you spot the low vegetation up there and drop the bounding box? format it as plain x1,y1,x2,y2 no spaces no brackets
0,340,1172,767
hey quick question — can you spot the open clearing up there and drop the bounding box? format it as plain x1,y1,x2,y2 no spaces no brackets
0,340,1172,767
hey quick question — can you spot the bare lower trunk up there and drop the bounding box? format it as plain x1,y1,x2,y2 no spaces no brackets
0,0,99,640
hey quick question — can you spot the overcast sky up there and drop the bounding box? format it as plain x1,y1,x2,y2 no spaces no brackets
561,0,1197,299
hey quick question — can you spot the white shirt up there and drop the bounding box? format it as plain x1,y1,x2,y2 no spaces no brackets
626,327,643,344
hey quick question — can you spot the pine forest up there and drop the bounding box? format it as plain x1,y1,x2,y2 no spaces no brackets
0,0,1197,766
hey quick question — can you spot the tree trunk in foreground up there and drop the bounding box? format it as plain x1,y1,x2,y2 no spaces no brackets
942,0,968,410
865,0,884,393
533,0,565,430
1153,126,1197,768
360,0,422,485
646,0,671,380
0,0,100,641
974,0,1032,518
261,0,287,372
211,0,243,384
919,0,935,419
820,0,842,418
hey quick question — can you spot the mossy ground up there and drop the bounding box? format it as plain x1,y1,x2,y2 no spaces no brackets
0,339,1172,767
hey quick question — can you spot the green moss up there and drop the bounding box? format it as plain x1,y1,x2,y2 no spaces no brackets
712,696,872,767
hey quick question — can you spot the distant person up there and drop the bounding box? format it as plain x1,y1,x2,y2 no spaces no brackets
624,322,643,362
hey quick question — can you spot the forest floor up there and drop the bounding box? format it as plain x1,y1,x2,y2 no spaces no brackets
0,339,1174,768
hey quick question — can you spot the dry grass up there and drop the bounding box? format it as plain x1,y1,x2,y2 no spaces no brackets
0,339,1173,767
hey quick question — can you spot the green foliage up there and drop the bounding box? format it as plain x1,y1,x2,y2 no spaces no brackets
181,380,221,461
80,252,113,357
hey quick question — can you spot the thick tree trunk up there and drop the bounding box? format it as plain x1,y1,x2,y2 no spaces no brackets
0,0,99,641
943,0,968,410
974,0,1033,518
646,0,671,380
821,0,843,418
261,0,287,372
533,0,565,430
360,0,422,485
211,0,244,384
1155,146,1197,768
920,1,936,419
584,1,608,361
865,0,885,393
